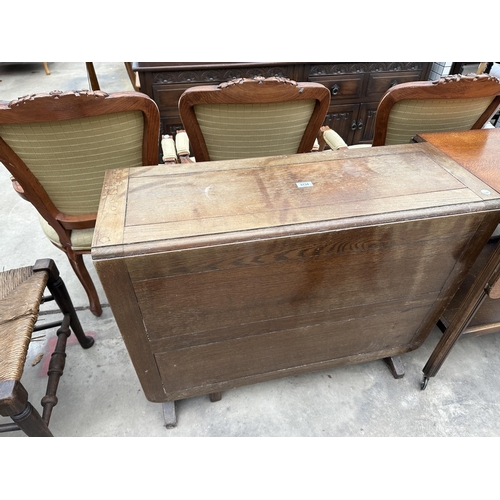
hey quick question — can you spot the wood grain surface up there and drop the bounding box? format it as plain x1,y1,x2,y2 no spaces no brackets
92,142,500,401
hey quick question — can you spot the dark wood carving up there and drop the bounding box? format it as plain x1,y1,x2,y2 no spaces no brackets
153,66,292,85
431,73,500,84
8,89,110,107
309,62,428,76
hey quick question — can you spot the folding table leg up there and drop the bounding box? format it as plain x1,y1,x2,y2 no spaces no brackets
209,392,222,402
162,402,177,429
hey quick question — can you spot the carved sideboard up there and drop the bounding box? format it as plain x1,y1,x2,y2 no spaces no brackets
132,62,432,146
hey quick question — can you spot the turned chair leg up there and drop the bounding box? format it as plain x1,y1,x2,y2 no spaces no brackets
0,381,52,437
35,259,95,348
67,253,102,317
33,259,95,430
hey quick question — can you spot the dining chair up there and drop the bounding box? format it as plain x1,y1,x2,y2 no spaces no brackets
174,76,331,162
0,259,94,437
483,63,500,126
0,90,160,316
85,63,141,92
318,73,500,150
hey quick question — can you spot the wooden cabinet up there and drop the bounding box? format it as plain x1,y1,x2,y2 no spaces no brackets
133,62,432,146
308,63,432,144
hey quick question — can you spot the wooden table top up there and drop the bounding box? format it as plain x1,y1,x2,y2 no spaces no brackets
92,142,500,259
417,128,500,382
416,128,500,193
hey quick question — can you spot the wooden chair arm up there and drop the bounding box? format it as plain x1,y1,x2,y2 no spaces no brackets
10,176,28,201
161,135,178,164
317,126,349,151
175,130,194,163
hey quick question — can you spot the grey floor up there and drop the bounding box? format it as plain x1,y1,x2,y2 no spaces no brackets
2,62,500,440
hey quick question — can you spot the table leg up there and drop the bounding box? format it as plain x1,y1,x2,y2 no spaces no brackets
209,392,222,402
383,356,405,379
421,239,500,389
162,401,177,429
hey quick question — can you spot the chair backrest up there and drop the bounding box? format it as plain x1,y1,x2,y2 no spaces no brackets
0,90,159,241
178,77,331,162
372,74,500,146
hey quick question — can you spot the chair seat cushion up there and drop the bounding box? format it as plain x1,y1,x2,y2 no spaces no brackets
38,216,94,251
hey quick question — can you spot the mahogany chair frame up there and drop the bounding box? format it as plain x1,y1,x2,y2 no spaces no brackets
178,77,331,162
371,73,500,146
0,90,160,316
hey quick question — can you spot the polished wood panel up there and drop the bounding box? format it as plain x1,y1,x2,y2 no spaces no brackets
416,129,500,191
415,129,500,386
92,143,500,404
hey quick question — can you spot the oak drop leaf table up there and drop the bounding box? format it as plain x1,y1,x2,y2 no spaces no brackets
91,143,500,427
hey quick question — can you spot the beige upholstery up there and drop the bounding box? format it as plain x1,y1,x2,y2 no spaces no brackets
0,111,144,215
161,135,177,163
193,100,316,161
178,77,331,163
174,130,190,157
320,127,349,150
320,75,500,151
38,216,94,251
384,97,495,145
0,90,160,318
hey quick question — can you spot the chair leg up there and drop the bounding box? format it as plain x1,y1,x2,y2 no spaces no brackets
66,253,102,317
34,259,95,348
85,62,100,91
40,314,70,425
0,381,52,437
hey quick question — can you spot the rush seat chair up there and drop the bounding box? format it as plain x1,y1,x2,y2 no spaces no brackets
0,259,94,437
174,76,331,163
318,73,500,150
0,90,160,316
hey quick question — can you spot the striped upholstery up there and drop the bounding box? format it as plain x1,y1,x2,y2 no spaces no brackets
385,97,495,145
38,215,94,251
0,111,144,215
194,100,316,161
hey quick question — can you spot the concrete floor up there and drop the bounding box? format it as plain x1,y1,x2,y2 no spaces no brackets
2,62,500,439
